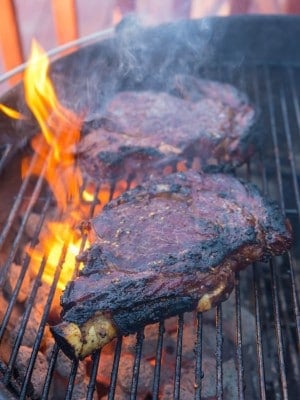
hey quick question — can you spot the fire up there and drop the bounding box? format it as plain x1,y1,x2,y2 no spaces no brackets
2,41,135,290
82,187,95,203
20,41,87,289
26,220,84,290
22,40,83,212
0,103,26,120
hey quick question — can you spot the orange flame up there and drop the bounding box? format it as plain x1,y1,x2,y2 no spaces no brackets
23,40,83,212
20,40,88,288
0,103,26,120
27,220,84,290
13,41,134,290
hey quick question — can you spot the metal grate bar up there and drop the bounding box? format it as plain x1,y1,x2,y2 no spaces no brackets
194,312,203,400
269,260,289,400
152,321,165,399
86,351,101,400
287,67,300,139
235,272,245,400
287,251,300,349
252,263,267,400
173,314,184,400
0,143,13,175
107,336,123,400
285,208,299,214
41,344,60,400
264,67,286,211
64,360,79,400
215,305,223,400
130,329,145,399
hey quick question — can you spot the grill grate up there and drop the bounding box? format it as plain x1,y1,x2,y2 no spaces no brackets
0,143,13,175
0,62,299,399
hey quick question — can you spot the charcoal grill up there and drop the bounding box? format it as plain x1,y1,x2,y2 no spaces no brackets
0,15,299,399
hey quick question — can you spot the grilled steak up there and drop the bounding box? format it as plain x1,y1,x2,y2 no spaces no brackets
77,75,257,184
51,171,293,359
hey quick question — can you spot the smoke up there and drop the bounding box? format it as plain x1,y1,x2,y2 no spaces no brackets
2,16,218,134
114,14,215,90
46,16,216,124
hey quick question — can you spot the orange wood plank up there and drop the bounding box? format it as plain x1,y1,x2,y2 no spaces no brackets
0,0,24,84
51,0,78,45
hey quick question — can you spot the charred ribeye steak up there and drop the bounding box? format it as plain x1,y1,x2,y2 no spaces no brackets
51,170,292,359
77,75,257,183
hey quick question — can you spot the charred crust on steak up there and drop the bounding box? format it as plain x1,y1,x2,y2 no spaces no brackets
96,146,163,167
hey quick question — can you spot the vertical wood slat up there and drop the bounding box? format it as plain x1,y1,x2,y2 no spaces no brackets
51,0,78,45
0,0,24,84
285,0,300,13
229,0,251,14
172,0,192,18
116,0,135,14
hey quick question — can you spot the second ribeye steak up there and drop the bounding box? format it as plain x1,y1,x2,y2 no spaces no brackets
77,75,257,183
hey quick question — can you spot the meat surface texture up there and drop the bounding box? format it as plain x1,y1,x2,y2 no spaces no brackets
77,75,257,184
51,171,293,359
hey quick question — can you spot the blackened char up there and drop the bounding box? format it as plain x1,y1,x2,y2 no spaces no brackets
60,171,292,335
77,75,257,184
